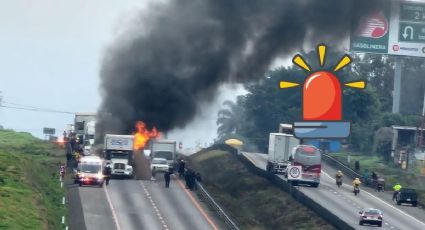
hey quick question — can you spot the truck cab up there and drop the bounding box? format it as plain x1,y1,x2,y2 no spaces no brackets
104,134,134,178
107,150,134,178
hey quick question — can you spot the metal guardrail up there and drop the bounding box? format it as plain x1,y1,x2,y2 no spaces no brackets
322,153,362,180
196,181,240,230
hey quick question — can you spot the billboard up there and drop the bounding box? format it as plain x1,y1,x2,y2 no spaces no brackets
351,0,425,58
43,128,55,135
388,1,425,57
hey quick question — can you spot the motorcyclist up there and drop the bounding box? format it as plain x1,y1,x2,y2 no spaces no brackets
352,177,361,191
335,170,343,187
392,183,402,201
377,177,385,192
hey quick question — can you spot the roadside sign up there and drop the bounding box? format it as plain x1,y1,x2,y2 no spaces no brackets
43,128,55,135
388,1,425,57
350,1,425,58
350,4,390,54
287,166,302,180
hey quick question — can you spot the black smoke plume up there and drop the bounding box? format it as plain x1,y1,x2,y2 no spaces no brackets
97,0,383,137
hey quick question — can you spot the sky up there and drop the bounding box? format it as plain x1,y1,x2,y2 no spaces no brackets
0,0,246,148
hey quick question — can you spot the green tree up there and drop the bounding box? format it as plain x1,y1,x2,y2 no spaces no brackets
217,50,419,153
216,100,241,141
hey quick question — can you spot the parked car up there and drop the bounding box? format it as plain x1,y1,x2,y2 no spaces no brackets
396,188,418,207
150,158,170,172
359,208,383,227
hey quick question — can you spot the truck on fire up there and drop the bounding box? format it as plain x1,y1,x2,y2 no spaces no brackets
150,139,177,170
104,134,134,178
266,133,300,175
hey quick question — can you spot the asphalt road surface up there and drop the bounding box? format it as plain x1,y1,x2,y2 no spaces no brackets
76,176,220,230
242,152,425,230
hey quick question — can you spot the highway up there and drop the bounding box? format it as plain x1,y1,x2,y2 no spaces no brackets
77,175,221,230
242,152,425,230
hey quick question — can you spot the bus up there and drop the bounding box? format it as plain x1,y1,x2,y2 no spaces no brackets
291,145,321,187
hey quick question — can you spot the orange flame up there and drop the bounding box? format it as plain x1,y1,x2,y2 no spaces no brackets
133,121,160,150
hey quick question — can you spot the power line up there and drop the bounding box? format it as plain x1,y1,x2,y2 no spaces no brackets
0,105,75,115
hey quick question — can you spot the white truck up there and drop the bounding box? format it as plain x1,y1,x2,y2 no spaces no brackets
84,121,96,146
104,134,134,178
150,140,177,170
266,133,300,175
74,113,96,146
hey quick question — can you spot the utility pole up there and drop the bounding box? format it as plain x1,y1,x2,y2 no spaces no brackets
392,56,402,113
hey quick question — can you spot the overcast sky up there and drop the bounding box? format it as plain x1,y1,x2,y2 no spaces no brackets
0,0,150,135
0,0,247,148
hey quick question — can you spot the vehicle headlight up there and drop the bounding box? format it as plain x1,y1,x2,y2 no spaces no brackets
126,167,133,172
96,174,104,179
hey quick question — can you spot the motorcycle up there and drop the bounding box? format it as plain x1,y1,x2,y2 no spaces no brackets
336,177,342,188
353,185,360,196
377,183,384,192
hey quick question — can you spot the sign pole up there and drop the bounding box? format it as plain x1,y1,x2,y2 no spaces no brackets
392,56,402,113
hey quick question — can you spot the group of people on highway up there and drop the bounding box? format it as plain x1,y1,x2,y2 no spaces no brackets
335,170,402,198
65,132,86,168
178,159,202,190
149,159,202,190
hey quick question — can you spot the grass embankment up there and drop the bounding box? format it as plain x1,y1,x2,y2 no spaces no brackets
189,150,334,230
0,130,66,230
330,152,425,201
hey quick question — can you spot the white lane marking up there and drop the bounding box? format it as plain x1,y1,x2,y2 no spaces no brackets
140,181,169,230
322,171,425,227
103,186,122,230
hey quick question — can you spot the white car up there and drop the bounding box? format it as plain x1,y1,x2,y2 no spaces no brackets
359,208,383,227
151,158,169,172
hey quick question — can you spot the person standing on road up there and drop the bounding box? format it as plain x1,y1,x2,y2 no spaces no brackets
104,163,112,186
392,183,402,200
66,142,73,167
178,159,185,178
184,169,190,188
151,167,157,183
164,170,171,188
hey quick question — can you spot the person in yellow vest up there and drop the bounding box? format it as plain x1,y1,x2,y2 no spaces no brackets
392,183,402,201
352,178,361,191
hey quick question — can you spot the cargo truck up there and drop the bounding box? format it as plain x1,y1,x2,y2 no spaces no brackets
150,140,177,170
74,113,96,146
104,134,134,178
266,133,300,175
